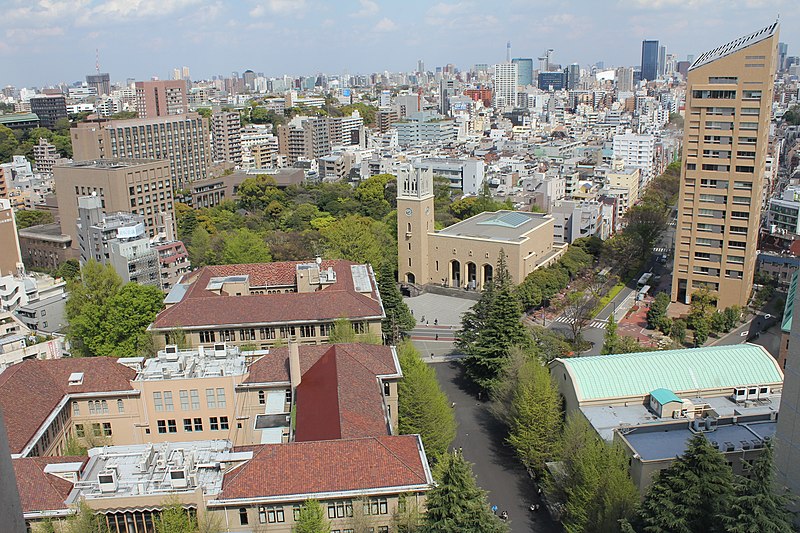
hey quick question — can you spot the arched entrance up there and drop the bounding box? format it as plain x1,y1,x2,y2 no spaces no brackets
450,260,461,288
482,264,493,288
405,272,416,284
467,262,477,290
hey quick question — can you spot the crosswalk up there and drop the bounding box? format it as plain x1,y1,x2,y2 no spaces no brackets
551,316,609,329
653,247,670,254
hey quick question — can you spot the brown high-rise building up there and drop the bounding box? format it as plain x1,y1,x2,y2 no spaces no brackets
71,114,210,188
53,159,173,249
0,199,23,276
134,80,188,118
671,22,779,309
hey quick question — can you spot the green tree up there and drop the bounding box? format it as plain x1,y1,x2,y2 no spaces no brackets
378,262,416,343
65,501,111,533
393,493,424,532
423,450,508,533
295,500,331,533
55,258,81,281
783,105,800,125
709,311,728,336
723,306,742,331
14,208,54,229
353,173,396,219
635,434,734,533
671,318,687,345
397,341,456,462
602,314,619,354
693,316,710,346
220,228,272,264
624,204,668,257
723,444,794,533
188,225,214,266
646,292,670,331
506,357,562,476
66,261,123,324
328,317,357,343
155,500,198,533
321,214,390,268
0,124,20,163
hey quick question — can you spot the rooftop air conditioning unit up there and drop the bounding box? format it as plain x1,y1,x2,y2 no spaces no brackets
169,469,188,489
98,470,118,493
164,345,178,355
733,387,747,402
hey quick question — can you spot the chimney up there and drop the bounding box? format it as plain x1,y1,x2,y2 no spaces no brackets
289,340,301,391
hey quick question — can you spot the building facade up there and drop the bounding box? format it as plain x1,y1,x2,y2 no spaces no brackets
494,62,518,108
134,80,188,118
211,111,242,164
671,22,779,308
641,40,660,81
29,95,67,130
0,198,23,277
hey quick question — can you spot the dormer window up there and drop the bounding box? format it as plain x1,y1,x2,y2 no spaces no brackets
68,372,84,386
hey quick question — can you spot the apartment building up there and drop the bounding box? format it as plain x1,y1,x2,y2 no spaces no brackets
395,112,456,147
412,157,485,195
149,259,385,349
134,80,188,118
29,95,67,129
277,116,330,164
612,131,655,189
71,114,210,188
0,198,22,277
672,22,779,308
53,159,174,247
494,62,518,108
211,111,242,164
32,137,59,175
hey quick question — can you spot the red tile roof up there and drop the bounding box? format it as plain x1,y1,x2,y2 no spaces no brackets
151,260,384,330
13,456,86,513
0,358,136,454
219,435,430,501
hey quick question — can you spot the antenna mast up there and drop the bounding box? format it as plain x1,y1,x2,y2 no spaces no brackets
96,48,100,74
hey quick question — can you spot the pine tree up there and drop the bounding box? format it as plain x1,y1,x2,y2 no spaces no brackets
723,444,794,533
397,341,456,462
423,450,508,533
463,250,530,391
636,434,734,533
378,261,416,343
295,500,331,533
506,358,562,477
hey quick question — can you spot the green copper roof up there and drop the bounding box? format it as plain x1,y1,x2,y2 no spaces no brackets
557,344,783,402
649,388,681,405
782,271,797,333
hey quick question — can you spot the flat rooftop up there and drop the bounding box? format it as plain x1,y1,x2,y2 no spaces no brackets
58,158,165,170
136,344,247,381
436,210,551,242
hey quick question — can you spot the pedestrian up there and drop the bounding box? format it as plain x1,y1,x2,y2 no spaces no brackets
434,318,438,326
435,334,439,340
451,402,456,408
491,505,498,515
421,315,425,323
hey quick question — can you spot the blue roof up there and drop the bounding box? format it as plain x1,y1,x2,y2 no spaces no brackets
650,388,681,405
164,283,190,304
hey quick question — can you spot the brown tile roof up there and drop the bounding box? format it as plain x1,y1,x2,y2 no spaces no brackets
151,260,384,330
0,358,136,454
219,435,430,500
13,456,86,513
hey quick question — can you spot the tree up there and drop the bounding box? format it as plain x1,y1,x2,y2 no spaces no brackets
692,316,710,346
671,318,687,345
220,228,272,264
0,124,20,163
602,314,620,354
393,493,424,532
188,226,214,266
709,311,728,336
66,261,123,324
646,292,670,331
397,341,456,462
321,214,390,268
624,204,668,257
65,501,111,533
506,357,562,477
295,500,331,533
423,450,508,533
635,434,734,533
563,290,597,348
722,444,794,533
328,317,357,343
378,262,416,343
55,258,81,281
155,500,198,533
14,208,54,229
783,105,800,126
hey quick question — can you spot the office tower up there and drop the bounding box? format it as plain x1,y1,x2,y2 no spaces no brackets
172,68,181,80
439,79,457,115
242,70,256,91
616,67,634,92
86,73,111,96
778,42,788,71
658,45,667,77
29,95,67,129
538,71,566,91
0,199,23,276
182,66,190,80
494,62,518,108
671,21,779,309
417,59,425,73
567,63,581,90
641,40,659,81
71,114,210,188
211,111,243,164
134,80,187,118
776,271,800,512
512,58,534,86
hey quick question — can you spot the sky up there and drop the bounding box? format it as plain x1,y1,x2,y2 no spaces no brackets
1,0,797,88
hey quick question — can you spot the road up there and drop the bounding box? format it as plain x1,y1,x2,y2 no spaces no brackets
432,360,560,533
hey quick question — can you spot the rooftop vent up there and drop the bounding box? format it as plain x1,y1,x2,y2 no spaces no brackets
98,470,118,493
68,372,84,386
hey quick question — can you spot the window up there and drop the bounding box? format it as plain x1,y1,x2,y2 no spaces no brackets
180,390,189,410
692,89,736,99
239,508,249,526
194,418,203,431
259,506,285,523
384,382,391,396
88,401,96,415
184,418,193,432
157,420,167,434
102,423,112,436
733,196,750,205
319,323,331,337
300,325,315,338
378,528,389,533
75,424,85,438
199,330,215,343
239,328,255,341
100,400,109,414
328,502,347,519
154,392,163,411
190,389,200,410
292,505,301,521
163,391,174,411
216,388,226,408
259,327,275,340
117,399,124,413
73,402,80,416
285,389,292,404
210,417,219,431
258,390,265,405
92,423,102,437
167,419,177,433
221,329,236,342
220,416,229,430
206,389,216,408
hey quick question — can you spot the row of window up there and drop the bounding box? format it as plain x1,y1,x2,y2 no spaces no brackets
197,322,355,343
156,416,229,434
75,399,125,416
153,388,226,412
75,422,112,437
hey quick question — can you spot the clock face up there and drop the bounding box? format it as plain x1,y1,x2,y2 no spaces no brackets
405,208,413,216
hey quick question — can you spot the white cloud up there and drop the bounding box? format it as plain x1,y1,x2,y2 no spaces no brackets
351,0,379,18
250,0,307,17
374,17,396,31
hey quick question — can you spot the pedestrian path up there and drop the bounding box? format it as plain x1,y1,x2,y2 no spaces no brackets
551,316,608,329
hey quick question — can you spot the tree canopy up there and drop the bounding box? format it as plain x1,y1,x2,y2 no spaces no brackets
295,500,331,533
378,261,416,342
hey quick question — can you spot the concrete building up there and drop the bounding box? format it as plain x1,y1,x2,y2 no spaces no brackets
412,157,485,195
641,40,659,81
512,58,534,86
612,131,655,188
148,260,385,349
395,112,455,147
671,22,779,308
86,73,111,96
0,310,64,371
29,95,67,129
211,111,242,165
71,115,210,188
53,159,174,247
17,224,75,271
397,165,564,289
494,62,518,108
0,198,23,277
328,112,365,147
32,138,59,175
768,184,800,236
551,200,605,244
776,269,800,510
277,116,330,164
154,240,190,291
134,80,188,118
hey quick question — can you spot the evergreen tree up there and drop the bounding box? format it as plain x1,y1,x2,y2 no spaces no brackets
462,250,530,391
456,277,493,351
397,341,456,462
506,357,562,476
723,444,794,533
378,261,416,343
602,315,619,354
636,434,734,533
295,500,331,533
423,450,508,533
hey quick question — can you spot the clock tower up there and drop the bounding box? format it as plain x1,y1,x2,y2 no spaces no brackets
396,165,434,285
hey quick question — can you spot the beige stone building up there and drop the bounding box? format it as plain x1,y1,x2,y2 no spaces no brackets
397,165,564,289
53,159,174,247
0,198,23,276
671,22,779,308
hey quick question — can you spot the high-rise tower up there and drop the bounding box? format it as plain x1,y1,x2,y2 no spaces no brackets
671,21,779,309
397,165,434,285
641,40,659,81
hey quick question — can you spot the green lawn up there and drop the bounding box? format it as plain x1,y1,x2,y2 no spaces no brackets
593,282,625,317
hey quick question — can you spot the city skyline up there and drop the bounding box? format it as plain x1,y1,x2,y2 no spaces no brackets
2,0,796,87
